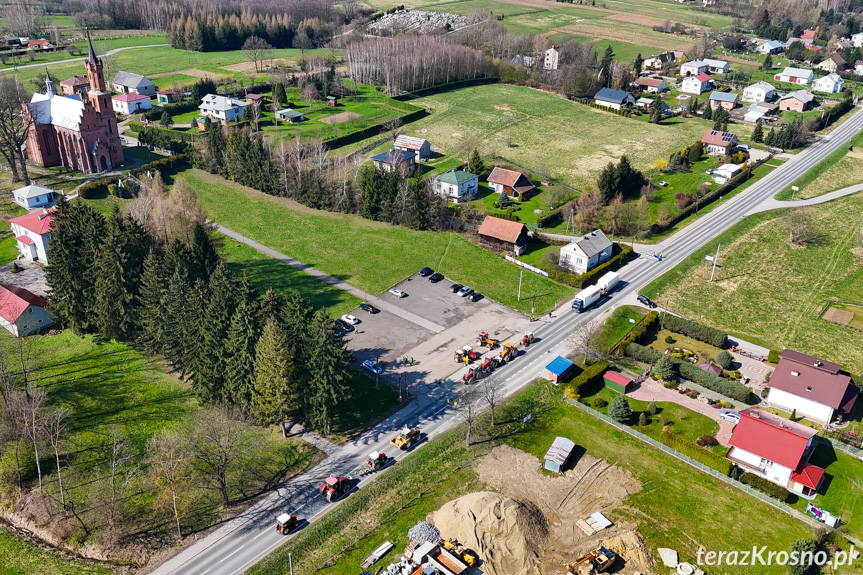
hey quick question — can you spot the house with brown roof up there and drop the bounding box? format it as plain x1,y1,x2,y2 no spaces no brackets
815,53,846,73
487,167,535,201
701,129,738,155
59,75,90,97
477,216,529,256
394,135,431,161
766,350,858,425
778,90,815,112
635,77,666,93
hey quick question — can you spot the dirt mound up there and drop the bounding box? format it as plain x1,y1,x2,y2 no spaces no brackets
428,491,548,575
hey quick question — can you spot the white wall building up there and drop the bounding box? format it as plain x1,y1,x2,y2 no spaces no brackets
766,350,858,424
8,208,54,263
0,285,53,336
112,92,152,115
680,73,712,94
774,67,814,85
742,81,775,103
199,94,249,124
12,183,56,210
559,229,613,274
812,73,844,93
544,46,560,70
434,169,478,203
110,71,157,96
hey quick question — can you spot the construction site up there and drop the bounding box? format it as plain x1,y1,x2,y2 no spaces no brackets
364,445,658,575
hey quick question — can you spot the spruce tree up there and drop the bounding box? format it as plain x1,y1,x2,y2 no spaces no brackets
753,120,764,143
596,161,618,203
599,45,615,86
162,271,192,375
258,288,285,327
765,127,777,146
467,148,484,176
760,54,773,71
252,318,296,436
138,249,167,354
633,53,643,73
224,295,260,407
188,223,218,285
702,105,712,120
282,292,315,419
608,396,633,424
193,262,237,402
307,309,352,435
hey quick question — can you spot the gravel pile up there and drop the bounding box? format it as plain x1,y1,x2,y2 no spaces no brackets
407,520,440,545
368,10,469,35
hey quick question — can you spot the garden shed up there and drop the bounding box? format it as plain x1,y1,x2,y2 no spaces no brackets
603,371,632,393
698,362,722,376
545,356,575,385
544,436,576,473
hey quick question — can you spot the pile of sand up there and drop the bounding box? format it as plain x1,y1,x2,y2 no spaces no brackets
428,491,548,575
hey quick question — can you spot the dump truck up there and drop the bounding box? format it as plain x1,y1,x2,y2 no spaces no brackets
476,331,498,349
390,425,420,450
499,342,518,362
520,332,534,347
572,272,620,313
566,546,617,573
442,539,478,566
319,475,350,502
274,513,298,534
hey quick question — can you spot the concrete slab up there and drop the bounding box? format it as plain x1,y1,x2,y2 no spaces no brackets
658,547,679,568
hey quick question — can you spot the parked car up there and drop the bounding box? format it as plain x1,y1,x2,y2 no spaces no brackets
335,319,354,333
705,168,714,175
449,283,463,293
389,288,407,298
657,181,668,187
362,360,383,375
359,303,378,314
637,294,657,308
736,144,750,151
719,411,741,424
468,292,483,302
457,286,473,297
340,314,359,325
428,272,444,283
418,267,434,277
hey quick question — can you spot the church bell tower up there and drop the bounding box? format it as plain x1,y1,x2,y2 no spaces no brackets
84,31,111,115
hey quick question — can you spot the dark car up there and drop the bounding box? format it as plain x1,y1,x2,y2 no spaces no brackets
468,292,484,302
449,283,463,293
428,272,444,283
335,319,354,333
419,267,434,277
637,294,657,308
359,303,379,314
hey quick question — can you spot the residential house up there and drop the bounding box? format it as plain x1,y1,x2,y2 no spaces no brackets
110,71,156,96
512,54,536,68
28,39,53,50
544,46,560,71
635,77,666,93
434,169,478,203
487,167,535,201
9,208,54,263
853,32,863,48
856,60,863,75
766,349,858,424
812,73,844,93
815,54,846,73
156,90,180,104
704,58,730,74
798,29,817,46
558,229,613,274
199,94,249,124
12,183,56,210
394,135,432,161
112,92,152,115
0,285,53,337
727,408,825,498
680,73,712,94
371,149,416,174
836,38,853,50
755,40,783,54
593,87,635,110
680,60,709,76
58,76,89,98
643,51,684,71
778,90,815,112
636,97,670,113
750,101,779,115
774,67,814,85
709,90,739,110
245,93,264,107
477,216,529,256
701,129,738,155
275,108,304,123
742,81,775,103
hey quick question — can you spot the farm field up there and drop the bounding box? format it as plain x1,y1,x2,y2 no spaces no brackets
181,168,573,315
0,34,168,70
775,132,863,201
642,192,863,374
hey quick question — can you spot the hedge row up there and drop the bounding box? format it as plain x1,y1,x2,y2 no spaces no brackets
808,97,854,132
536,204,566,228
659,430,731,475
326,108,428,149
616,311,659,355
658,312,727,347
77,177,113,199
565,359,610,398
541,243,634,289
740,472,794,502
130,154,189,179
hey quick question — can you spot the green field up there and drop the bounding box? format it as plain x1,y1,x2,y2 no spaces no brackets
0,526,111,575
182,168,573,315
642,192,863,373
594,304,648,352
775,132,863,201
0,35,168,70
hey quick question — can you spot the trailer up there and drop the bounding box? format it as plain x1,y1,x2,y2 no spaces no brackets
572,272,620,313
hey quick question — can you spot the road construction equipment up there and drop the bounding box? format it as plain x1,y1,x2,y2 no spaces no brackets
520,332,535,347
275,513,298,534
366,451,388,472
476,331,498,349
390,425,420,450
442,539,478,566
566,546,617,573
499,342,518,362
320,475,350,502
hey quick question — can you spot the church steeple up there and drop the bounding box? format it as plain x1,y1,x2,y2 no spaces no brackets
45,69,56,98
84,29,110,114
85,29,100,67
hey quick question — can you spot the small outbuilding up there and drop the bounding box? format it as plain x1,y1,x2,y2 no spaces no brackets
603,371,632,394
478,216,529,256
394,135,432,162
545,355,575,385
544,436,576,473
12,183,56,210
698,362,723,376
276,108,305,123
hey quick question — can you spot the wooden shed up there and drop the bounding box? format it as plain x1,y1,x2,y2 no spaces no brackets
477,216,529,256
603,371,632,394
544,436,576,473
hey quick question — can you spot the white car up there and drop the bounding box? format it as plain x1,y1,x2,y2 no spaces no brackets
388,288,407,298
457,285,473,297
657,181,669,187
719,410,741,424
340,314,359,325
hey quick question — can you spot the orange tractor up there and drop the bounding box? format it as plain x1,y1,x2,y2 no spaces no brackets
390,425,420,450
499,342,518,363
319,475,350,502
476,331,498,350
566,546,617,573
274,513,299,534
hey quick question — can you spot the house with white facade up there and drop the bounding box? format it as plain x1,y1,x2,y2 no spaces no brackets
853,32,863,48
394,135,432,161
742,81,775,103
680,73,712,94
198,94,249,124
703,58,730,74
635,77,666,93
112,92,152,115
593,87,635,110
559,229,613,275
110,71,156,96
766,350,858,425
680,60,708,76
815,54,846,74
812,73,844,93
434,169,478,203
727,408,825,498
544,46,560,71
0,285,53,336
755,40,783,54
12,184,56,210
856,60,863,75
701,129,738,155
774,67,814,85
8,208,54,263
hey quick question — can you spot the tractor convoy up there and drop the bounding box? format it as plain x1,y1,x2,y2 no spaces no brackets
320,475,351,502
454,331,533,384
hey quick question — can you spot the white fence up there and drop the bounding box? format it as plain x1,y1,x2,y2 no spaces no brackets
504,255,548,277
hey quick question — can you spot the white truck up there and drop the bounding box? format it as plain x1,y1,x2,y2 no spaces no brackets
572,272,620,313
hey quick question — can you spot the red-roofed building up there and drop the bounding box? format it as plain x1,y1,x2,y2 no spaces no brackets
727,408,824,497
478,216,529,256
487,167,536,201
9,208,55,263
800,29,816,42
701,129,738,155
766,349,857,424
28,39,54,50
112,92,152,115
0,284,53,336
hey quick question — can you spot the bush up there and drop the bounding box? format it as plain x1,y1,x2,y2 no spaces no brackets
714,350,733,369
637,412,648,426
536,204,565,228
658,312,728,347
130,155,190,179
740,472,794,502
658,431,731,474
696,434,719,448
617,311,658,355
593,398,608,408
647,402,657,415
77,178,112,199
767,349,781,363
653,356,678,380
608,395,633,423
623,342,662,364
564,360,610,398
665,335,675,344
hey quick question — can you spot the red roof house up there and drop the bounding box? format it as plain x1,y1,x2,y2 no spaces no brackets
0,284,53,336
701,129,738,155
800,29,816,41
477,216,529,256
487,167,536,201
766,350,857,424
8,208,55,263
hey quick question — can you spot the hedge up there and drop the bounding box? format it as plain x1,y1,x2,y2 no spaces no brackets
659,430,731,475
571,97,634,118
740,472,794,502
807,97,854,132
624,342,662,363
325,108,429,149
658,312,727,348
536,204,566,228
767,349,780,363
565,360,610,398
77,177,113,199
130,154,189,178
542,243,634,289
616,311,659,355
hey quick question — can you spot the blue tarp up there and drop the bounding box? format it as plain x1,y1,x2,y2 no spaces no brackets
546,356,574,376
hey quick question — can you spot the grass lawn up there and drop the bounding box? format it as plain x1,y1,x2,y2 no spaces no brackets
642,192,863,374
594,304,648,352
799,443,863,535
0,178,26,265
0,526,111,575
0,34,167,70
775,132,863,201
182,169,573,315
330,371,401,442
469,181,578,226
645,329,726,364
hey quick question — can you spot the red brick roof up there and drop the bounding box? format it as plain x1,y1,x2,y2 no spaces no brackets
729,409,816,468
770,350,854,410
0,285,48,323
791,463,825,490
478,216,527,243
636,77,663,87
9,208,55,236
488,167,535,194
60,76,89,87
694,72,712,82
800,29,816,41
113,93,150,102
701,129,737,147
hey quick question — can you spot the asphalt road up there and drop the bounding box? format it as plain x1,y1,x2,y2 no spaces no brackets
150,106,863,575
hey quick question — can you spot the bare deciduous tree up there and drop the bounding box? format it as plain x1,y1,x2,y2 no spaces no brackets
456,388,481,447
2,0,47,37
15,385,47,490
100,427,141,537
293,33,314,59
568,318,604,366
479,375,501,427
242,36,274,73
783,207,815,246
301,83,319,111
148,428,193,538
383,117,403,141
0,76,34,183
44,407,69,508
187,407,254,507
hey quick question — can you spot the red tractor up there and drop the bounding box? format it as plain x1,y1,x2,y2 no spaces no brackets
320,475,350,502
479,354,497,373
275,513,299,534
459,369,479,385
366,451,388,472
520,332,535,347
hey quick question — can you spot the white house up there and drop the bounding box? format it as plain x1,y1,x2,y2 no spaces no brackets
856,60,863,75
766,350,858,425
0,284,53,337
635,77,666,93
680,73,712,94
812,73,844,93
110,71,157,96
774,67,814,85
434,169,478,203
559,229,613,275
727,408,824,498
742,81,775,103
593,87,635,110
680,60,708,76
755,40,783,54
701,129,738,155
544,46,560,71
12,183,56,210
853,32,863,48
112,92,152,115
703,58,730,74
8,208,54,263
713,163,741,183
371,149,416,174
199,94,249,124
393,135,432,161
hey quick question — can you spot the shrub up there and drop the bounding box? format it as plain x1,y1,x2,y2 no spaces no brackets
77,178,112,199
659,313,728,347
593,398,608,408
662,416,672,426
767,349,781,363
623,342,662,364
646,402,657,415
10,263,20,274
714,350,733,369
789,539,819,575
637,412,648,426
131,155,190,179
740,472,794,502
696,434,719,448
658,431,731,474
665,335,675,344
653,356,678,380
663,381,677,389
608,396,633,423
564,360,610,397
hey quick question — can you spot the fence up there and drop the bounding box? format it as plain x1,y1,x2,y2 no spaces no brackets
504,255,548,277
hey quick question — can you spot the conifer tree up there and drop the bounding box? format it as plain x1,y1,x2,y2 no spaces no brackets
467,148,484,176
138,249,167,354
252,318,296,436
193,262,237,401
753,120,764,143
258,288,285,327
162,271,192,375
188,223,218,284
307,309,352,435
224,295,260,407
163,238,191,278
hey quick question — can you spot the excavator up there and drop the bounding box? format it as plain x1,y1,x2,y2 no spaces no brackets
566,546,617,573
442,538,478,566
499,342,518,362
476,331,498,350
520,332,535,347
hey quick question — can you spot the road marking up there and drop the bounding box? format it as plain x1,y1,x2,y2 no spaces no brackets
219,545,245,563
252,530,269,540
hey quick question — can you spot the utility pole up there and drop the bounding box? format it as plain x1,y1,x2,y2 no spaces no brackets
517,270,523,301
709,243,721,282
